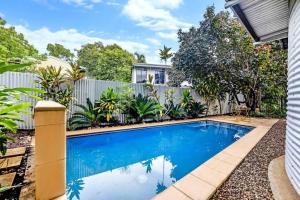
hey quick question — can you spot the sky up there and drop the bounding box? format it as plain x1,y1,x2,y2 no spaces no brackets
0,0,226,63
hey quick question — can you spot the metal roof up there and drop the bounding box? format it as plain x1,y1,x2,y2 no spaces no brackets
133,63,172,69
225,0,289,42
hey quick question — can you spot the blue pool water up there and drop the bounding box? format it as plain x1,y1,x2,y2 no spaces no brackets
66,121,253,200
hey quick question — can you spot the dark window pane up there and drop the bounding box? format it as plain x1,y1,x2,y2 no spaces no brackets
136,68,147,83
155,70,165,84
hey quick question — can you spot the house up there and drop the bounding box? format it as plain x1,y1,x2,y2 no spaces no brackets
226,0,300,197
36,56,72,74
132,63,171,85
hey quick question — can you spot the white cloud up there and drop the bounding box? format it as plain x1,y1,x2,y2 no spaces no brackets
147,38,161,46
61,0,102,9
157,31,178,41
122,0,191,31
12,25,149,55
106,1,121,6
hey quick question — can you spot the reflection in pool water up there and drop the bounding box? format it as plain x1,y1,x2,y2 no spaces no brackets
67,121,253,200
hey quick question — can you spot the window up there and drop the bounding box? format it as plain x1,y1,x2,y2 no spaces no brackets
136,68,147,83
155,70,165,84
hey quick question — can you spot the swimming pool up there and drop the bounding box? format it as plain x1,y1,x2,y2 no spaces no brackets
66,121,253,200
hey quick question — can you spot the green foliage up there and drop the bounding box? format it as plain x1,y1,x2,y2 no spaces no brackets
0,62,43,156
188,102,206,118
168,104,186,119
179,89,205,118
67,61,86,83
180,89,193,111
172,6,287,116
69,98,104,130
159,45,173,64
128,94,162,123
36,66,76,108
95,87,119,123
0,17,39,62
77,43,134,82
46,43,74,61
134,52,146,63
117,84,135,115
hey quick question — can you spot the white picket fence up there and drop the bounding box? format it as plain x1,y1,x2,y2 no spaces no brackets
0,72,232,129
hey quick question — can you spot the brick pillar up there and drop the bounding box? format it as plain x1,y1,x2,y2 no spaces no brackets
34,101,66,199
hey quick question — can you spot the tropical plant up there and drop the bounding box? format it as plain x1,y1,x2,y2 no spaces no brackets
0,62,43,156
36,66,75,108
159,45,173,64
128,94,162,123
117,84,135,115
67,61,86,83
168,104,186,120
95,87,119,123
69,98,104,130
188,102,206,118
180,89,194,112
134,52,146,63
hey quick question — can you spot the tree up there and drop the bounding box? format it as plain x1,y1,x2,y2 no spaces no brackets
159,45,173,64
46,43,74,61
172,6,287,112
77,43,135,82
134,52,146,63
0,17,39,62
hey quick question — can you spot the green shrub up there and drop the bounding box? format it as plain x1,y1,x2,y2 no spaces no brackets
0,62,43,155
188,102,206,118
36,66,75,108
95,87,119,123
69,98,104,130
168,104,186,119
128,94,162,123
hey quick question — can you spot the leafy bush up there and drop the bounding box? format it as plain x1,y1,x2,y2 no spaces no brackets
0,62,43,155
36,66,75,108
188,102,206,118
128,94,162,123
168,104,186,119
69,98,104,130
95,87,119,123
181,89,193,111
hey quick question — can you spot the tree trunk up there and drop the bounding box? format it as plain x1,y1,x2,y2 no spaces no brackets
218,98,222,114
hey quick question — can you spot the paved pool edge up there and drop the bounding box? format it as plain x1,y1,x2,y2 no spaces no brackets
152,117,278,200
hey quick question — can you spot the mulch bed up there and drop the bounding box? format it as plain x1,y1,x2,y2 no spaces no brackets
211,119,286,200
0,130,34,200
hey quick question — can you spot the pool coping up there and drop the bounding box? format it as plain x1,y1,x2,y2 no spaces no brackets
67,116,279,200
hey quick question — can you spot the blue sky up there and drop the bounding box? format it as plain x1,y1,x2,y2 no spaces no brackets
0,0,226,63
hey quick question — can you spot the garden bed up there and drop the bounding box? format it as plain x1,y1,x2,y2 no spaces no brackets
0,130,33,200
211,120,286,200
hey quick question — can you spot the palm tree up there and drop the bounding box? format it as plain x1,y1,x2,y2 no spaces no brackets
159,45,173,64
134,52,146,63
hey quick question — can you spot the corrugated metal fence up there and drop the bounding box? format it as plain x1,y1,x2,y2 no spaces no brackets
0,72,232,129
